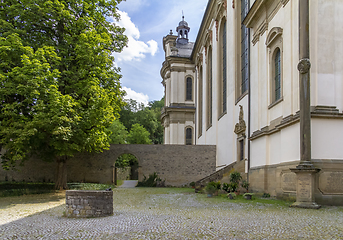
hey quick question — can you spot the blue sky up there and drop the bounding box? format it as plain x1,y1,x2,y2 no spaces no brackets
113,0,208,105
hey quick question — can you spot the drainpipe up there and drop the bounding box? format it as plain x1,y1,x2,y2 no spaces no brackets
194,66,197,145
247,4,251,183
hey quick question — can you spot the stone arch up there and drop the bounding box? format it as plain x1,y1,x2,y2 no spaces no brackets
114,152,139,181
109,145,143,183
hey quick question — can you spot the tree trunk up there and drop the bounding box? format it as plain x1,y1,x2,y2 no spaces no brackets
55,156,68,190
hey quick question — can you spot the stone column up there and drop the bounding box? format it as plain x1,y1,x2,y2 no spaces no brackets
290,0,320,209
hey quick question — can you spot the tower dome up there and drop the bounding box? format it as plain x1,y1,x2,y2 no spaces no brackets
178,19,188,28
176,15,190,44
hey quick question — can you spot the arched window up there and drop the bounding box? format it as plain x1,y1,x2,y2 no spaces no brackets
274,48,281,101
186,77,192,100
207,47,213,128
266,27,283,106
219,20,227,115
198,66,203,137
241,0,249,95
186,127,192,145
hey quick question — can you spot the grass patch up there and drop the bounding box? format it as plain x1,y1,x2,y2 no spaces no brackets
0,182,117,197
116,180,124,187
67,183,116,190
0,182,56,197
197,192,295,208
222,193,294,207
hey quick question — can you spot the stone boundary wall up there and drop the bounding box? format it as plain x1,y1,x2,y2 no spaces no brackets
65,190,113,218
0,144,216,187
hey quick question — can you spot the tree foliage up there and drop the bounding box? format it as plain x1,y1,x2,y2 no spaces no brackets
127,123,152,145
0,0,128,189
108,119,128,144
119,98,164,144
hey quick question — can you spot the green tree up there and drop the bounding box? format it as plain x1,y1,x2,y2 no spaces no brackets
108,120,128,144
0,0,128,189
119,98,164,144
127,124,152,144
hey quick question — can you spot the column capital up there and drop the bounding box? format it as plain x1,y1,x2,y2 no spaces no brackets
297,58,311,74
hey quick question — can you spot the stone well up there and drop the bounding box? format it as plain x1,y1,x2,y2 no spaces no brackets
65,190,113,218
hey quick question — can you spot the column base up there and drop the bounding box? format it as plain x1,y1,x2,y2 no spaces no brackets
290,166,321,209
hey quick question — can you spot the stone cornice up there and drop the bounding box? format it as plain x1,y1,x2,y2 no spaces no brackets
243,0,283,45
160,57,195,79
250,106,343,140
191,0,217,61
161,105,196,124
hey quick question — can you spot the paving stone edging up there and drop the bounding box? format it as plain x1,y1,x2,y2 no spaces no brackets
65,190,113,218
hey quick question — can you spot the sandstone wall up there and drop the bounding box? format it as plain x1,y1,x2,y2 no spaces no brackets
249,159,343,206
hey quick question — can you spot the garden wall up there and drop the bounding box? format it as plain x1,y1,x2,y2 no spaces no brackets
0,144,216,187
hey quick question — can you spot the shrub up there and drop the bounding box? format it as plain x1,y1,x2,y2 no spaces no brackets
222,182,230,192
229,171,242,185
207,181,221,190
262,193,271,198
190,181,195,187
205,183,217,195
228,182,238,192
241,180,249,192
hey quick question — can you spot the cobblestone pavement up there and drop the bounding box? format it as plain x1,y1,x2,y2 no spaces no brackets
0,188,343,239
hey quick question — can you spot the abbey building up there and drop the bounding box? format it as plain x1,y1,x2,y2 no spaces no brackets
161,0,343,205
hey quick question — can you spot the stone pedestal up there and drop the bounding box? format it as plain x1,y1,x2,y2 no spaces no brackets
290,168,321,209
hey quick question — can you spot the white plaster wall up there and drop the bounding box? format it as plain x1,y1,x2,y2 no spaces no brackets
312,118,343,160
279,123,300,163
164,126,170,144
216,114,232,167
177,122,185,144
177,71,184,103
249,0,301,167
165,77,171,106
170,71,178,104
310,0,343,110
251,137,268,168
251,123,300,168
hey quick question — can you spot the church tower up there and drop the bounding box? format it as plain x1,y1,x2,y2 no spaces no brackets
161,16,196,145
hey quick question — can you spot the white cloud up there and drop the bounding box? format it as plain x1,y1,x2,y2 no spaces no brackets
122,86,149,106
114,11,158,62
118,0,147,13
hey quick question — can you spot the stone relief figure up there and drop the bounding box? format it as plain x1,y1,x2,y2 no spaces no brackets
234,105,246,134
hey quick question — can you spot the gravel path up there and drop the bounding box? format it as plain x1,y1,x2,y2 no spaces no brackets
118,180,138,188
0,188,342,239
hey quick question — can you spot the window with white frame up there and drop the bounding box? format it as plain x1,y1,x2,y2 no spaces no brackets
266,27,283,106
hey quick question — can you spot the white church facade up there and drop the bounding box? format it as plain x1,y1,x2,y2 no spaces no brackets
161,0,343,205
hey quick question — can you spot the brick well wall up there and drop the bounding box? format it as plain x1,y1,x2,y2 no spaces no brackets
65,190,113,218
